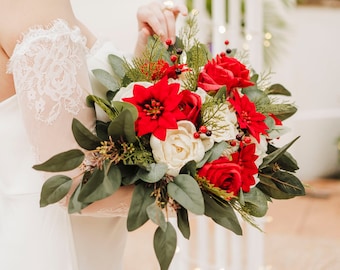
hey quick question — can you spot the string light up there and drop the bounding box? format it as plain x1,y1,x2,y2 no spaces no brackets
218,25,226,34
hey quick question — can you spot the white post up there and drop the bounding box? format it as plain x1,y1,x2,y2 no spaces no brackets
230,233,243,270
211,0,227,55
214,223,228,269
196,216,209,268
245,0,264,71
246,221,265,270
227,0,242,48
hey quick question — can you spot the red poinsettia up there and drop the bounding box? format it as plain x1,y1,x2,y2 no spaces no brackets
232,143,259,193
197,143,258,196
197,53,254,93
228,89,268,142
123,77,186,140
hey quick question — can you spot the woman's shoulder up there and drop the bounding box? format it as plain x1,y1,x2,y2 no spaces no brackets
0,0,94,57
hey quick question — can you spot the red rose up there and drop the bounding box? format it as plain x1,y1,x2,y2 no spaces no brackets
198,143,258,195
197,54,254,92
197,157,243,196
179,90,202,125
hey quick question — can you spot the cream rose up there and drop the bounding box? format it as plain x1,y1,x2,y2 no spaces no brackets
150,120,206,177
113,81,153,101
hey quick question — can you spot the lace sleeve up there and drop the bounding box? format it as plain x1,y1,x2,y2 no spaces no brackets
7,20,132,217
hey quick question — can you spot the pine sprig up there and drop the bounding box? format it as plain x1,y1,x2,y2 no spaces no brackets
125,36,168,82
200,97,230,132
196,175,235,201
179,10,200,51
229,199,263,231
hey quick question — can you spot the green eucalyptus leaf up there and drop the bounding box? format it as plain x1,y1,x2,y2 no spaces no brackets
267,144,299,172
242,87,270,106
78,163,121,204
40,175,72,207
92,69,120,91
68,184,82,214
265,84,291,96
107,109,136,143
257,174,296,199
250,73,259,83
214,86,227,100
243,187,268,217
264,115,275,131
167,174,204,215
203,192,242,235
111,101,138,121
127,184,155,231
177,207,190,239
197,141,228,168
179,160,197,178
260,136,300,170
137,163,168,183
108,54,126,79
147,203,167,232
272,171,305,196
274,104,297,121
68,183,90,214
72,118,102,150
95,120,110,141
86,95,117,120
154,222,177,270
33,149,84,172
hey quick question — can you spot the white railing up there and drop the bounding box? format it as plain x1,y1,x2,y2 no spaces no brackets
170,216,265,270
170,1,265,269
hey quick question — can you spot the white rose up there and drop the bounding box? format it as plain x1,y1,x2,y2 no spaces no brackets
150,120,206,177
113,81,153,101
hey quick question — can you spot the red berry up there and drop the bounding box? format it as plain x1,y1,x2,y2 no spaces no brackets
243,136,252,144
230,140,237,147
224,40,230,45
165,39,172,46
170,55,178,62
199,125,208,133
193,132,200,139
220,52,226,57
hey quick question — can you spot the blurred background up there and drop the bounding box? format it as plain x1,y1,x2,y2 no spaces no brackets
71,0,340,269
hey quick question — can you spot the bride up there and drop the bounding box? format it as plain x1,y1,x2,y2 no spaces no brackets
0,0,187,269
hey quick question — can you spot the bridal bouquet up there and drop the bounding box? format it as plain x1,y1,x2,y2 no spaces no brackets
34,14,305,270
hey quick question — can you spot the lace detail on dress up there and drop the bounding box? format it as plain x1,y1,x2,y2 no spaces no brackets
6,19,131,217
8,19,89,124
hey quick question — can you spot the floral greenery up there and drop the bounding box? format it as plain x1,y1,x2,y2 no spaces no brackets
34,13,305,270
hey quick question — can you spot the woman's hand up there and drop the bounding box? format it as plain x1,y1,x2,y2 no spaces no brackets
134,0,188,57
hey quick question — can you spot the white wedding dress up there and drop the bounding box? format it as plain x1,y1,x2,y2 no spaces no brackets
0,20,130,270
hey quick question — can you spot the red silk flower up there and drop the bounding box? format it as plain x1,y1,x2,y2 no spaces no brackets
178,90,202,125
140,59,189,81
228,89,268,142
197,143,258,196
123,77,186,140
197,53,254,92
